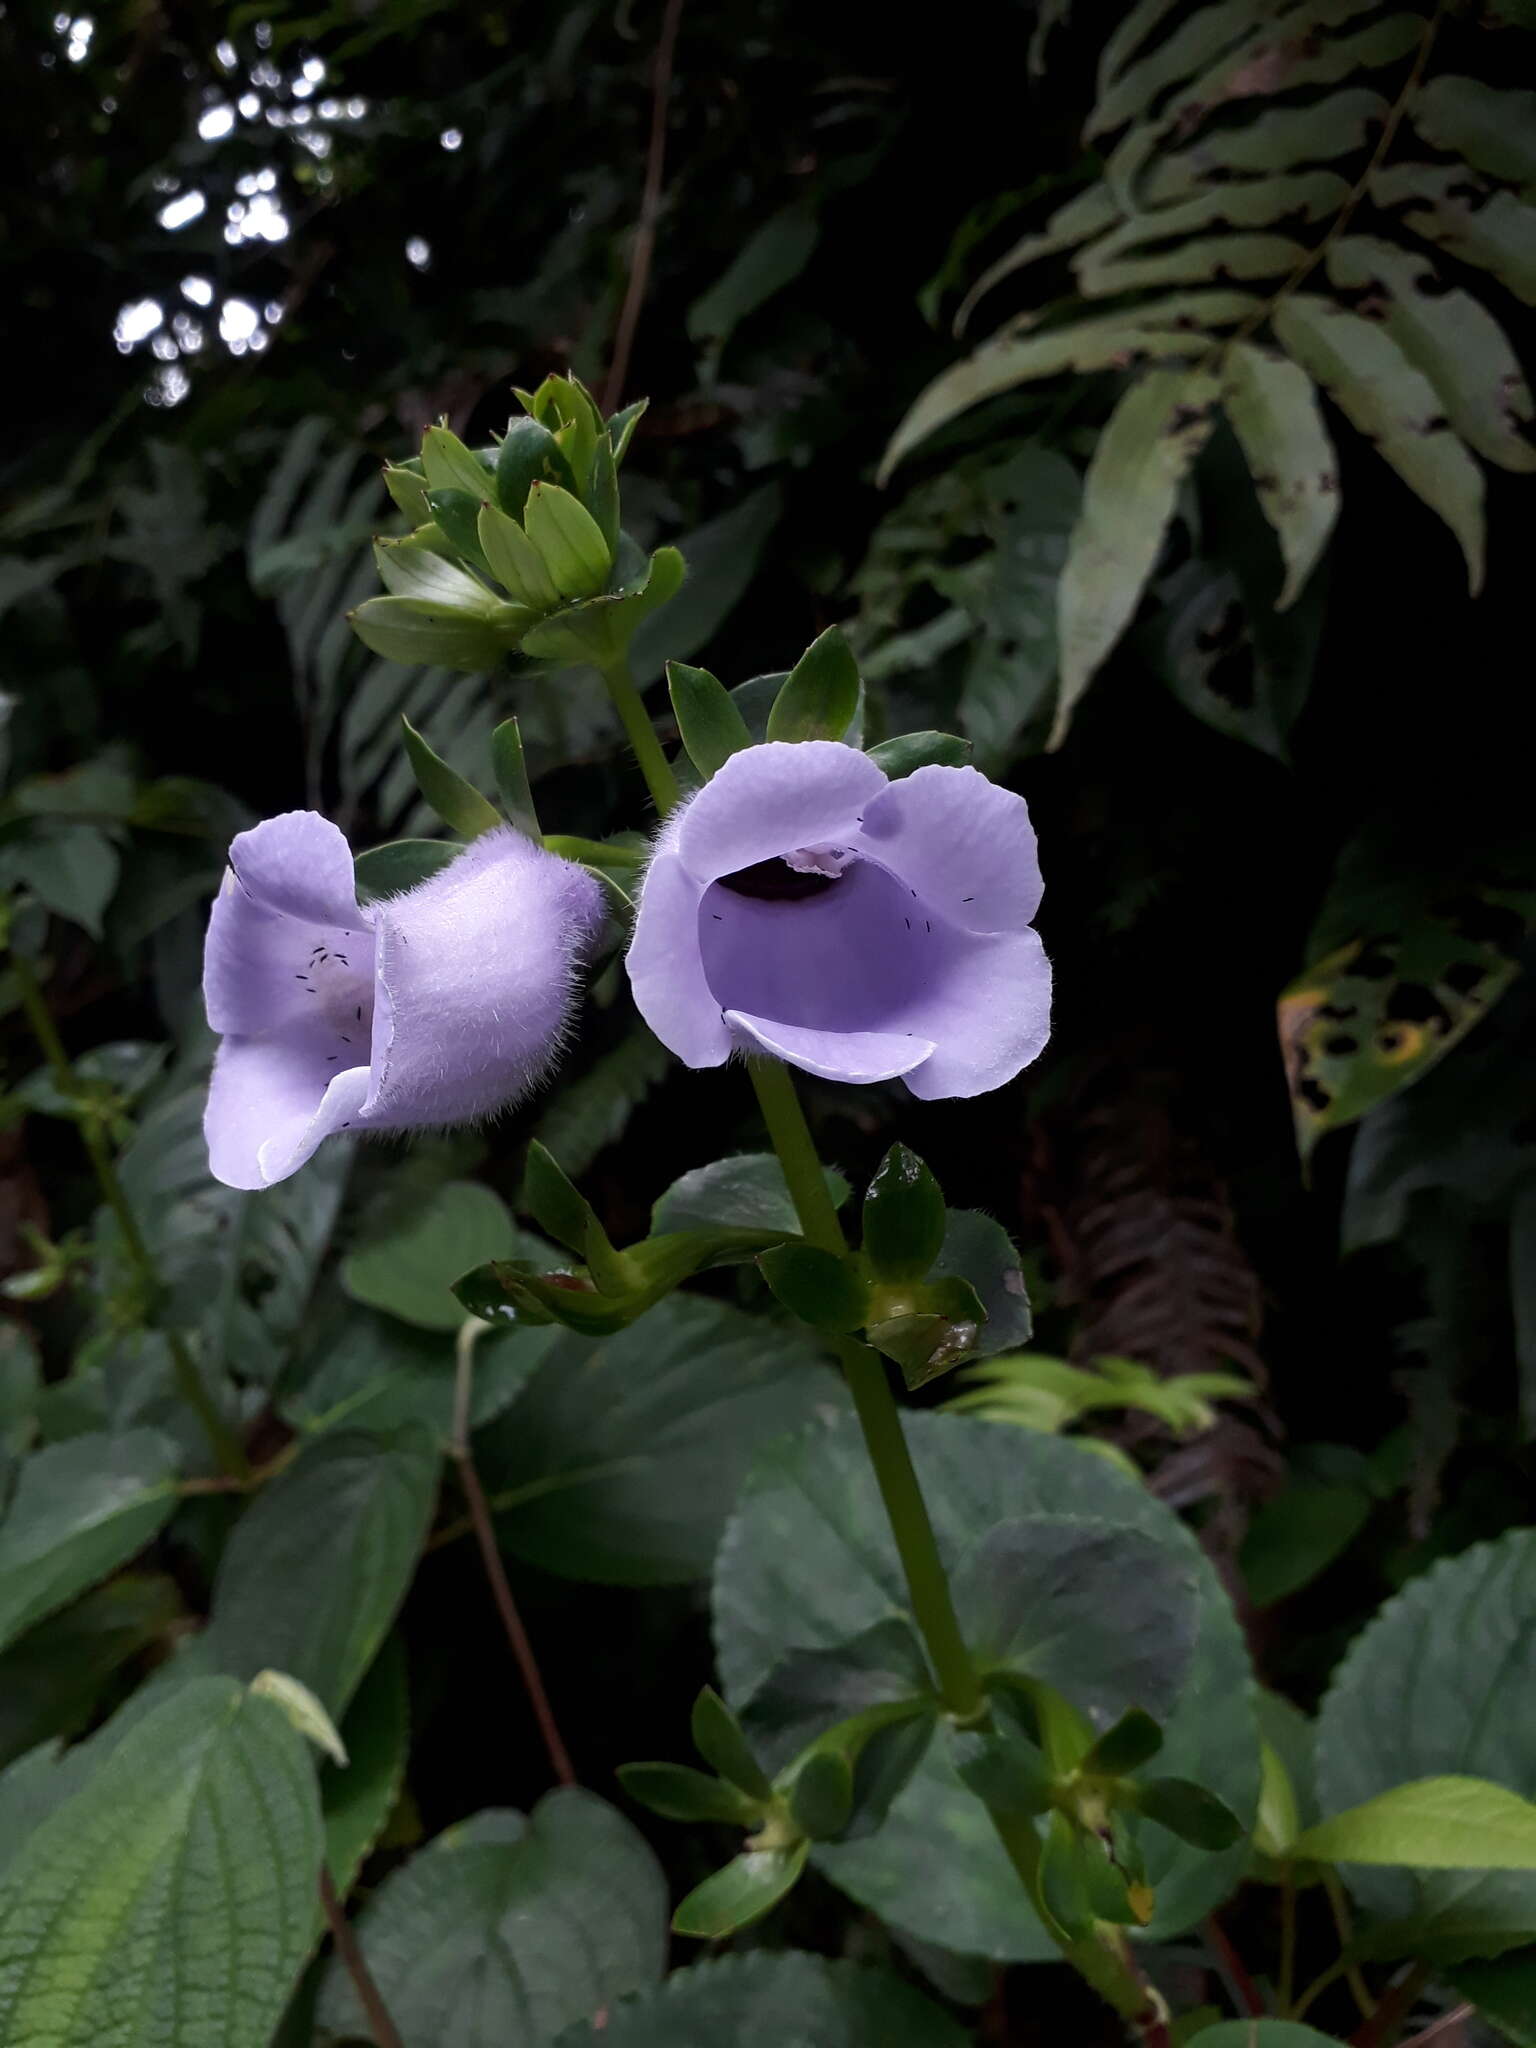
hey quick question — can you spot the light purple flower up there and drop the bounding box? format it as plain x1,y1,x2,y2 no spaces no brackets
625,742,1051,1097
203,811,603,1189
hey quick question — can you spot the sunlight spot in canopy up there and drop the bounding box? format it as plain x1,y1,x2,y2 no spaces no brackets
157,189,206,230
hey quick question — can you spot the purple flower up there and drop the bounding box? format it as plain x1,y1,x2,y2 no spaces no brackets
625,742,1050,1096
203,811,603,1189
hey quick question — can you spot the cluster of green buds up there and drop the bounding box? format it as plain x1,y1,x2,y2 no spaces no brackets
349,375,682,674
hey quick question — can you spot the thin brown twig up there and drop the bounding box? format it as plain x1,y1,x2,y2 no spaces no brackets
1351,1963,1432,2048
1323,1867,1376,2023
1204,1915,1265,2018
318,1867,405,2048
1399,2005,1472,2048
450,1323,577,1788
602,0,685,413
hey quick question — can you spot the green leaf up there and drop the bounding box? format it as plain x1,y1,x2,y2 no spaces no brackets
421,425,496,501
3,822,120,937
1143,87,1389,204
325,1634,409,1890
866,1274,988,1391
250,1668,348,1766
373,538,501,613
1086,0,1268,139
1317,1528,1536,1962
957,1515,1199,1722
714,1413,1258,1960
518,544,684,668
863,1143,947,1284
424,488,497,578
474,1294,836,1585
0,1573,182,1770
523,482,611,600
948,1707,1055,1822
318,1790,667,2047
535,1023,672,1177
344,1179,520,1330
1220,342,1339,607
349,596,511,672
865,731,972,777
0,1428,180,1654
382,464,431,524
607,398,648,465
489,719,542,841
1136,1776,1245,1851
767,625,862,745
687,201,820,350
758,1243,870,1333
1194,2028,1344,2048
790,1749,855,1840
556,1951,971,2047
1327,238,1536,474
1084,1707,1165,1778
616,1761,765,1826
478,499,562,608
930,1209,1033,1360
1054,366,1219,746
0,1677,322,2048
742,1618,935,1777
1452,1948,1536,2048
693,1687,774,1801
667,660,753,779
284,1308,552,1441
1412,76,1536,193
354,838,460,901
199,1430,438,1718
399,714,503,840
672,1844,808,1938
1273,294,1485,593
1240,1471,1373,1607
1296,1777,1536,1871
629,485,783,685
651,1152,848,1247
522,1141,599,1259
494,414,576,520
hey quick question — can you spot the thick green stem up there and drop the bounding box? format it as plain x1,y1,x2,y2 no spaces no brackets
599,658,678,819
9,948,247,1479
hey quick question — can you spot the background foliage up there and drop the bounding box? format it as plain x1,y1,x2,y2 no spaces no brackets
3,0,1535,2042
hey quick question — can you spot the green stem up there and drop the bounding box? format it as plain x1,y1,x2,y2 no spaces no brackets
598,658,679,819
8,947,248,1479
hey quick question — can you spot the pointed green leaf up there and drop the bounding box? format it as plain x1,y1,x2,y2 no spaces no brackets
607,398,648,465
382,464,432,524
1084,1706,1165,1778
865,732,971,777
424,486,495,577
400,714,503,839
789,1749,854,1840
349,596,510,672
758,1243,870,1334
1054,366,1219,745
1413,76,1536,193
353,838,459,902
866,1275,987,1391
1295,1776,1536,1871
1274,294,1485,591
862,1144,946,1284
617,1761,765,1826
693,1687,774,1801
652,1153,848,1246
1221,342,1340,607
478,500,562,608
1137,1775,1245,1850
489,719,541,841
373,539,501,614
668,660,753,779
1377,165,1536,309
249,1669,348,1767
766,626,862,744
523,481,611,600
672,1843,808,1938
494,415,576,521
586,433,621,553
420,425,495,500
324,1635,410,1891
344,1179,520,1331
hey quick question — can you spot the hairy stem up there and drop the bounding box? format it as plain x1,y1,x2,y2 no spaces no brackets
8,946,247,1479
451,1322,577,1788
599,659,679,820
319,1866,405,2048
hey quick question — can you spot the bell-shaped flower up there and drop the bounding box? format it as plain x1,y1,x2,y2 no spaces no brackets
203,811,603,1189
626,742,1050,1097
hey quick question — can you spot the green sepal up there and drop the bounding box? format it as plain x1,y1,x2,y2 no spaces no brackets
424,488,495,578
523,482,611,600
988,1672,1095,1776
420,424,496,499
1078,1829,1140,1926
349,596,513,672
607,397,648,465
757,1242,869,1334
949,1707,1055,1821
494,414,576,521
535,375,603,493
1038,1810,1097,1942
862,1143,947,1284
787,1750,854,1841
373,538,503,615
1134,1775,1245,1851
692,1686,773,1802
766,625,861,744
490,718,541,842
454,1222,792,1336
1082,1707,1165,1779
518,545,685,668
353,839,459,903
668,660,753,780
866,731,973,777
522,1139,598,1257
866,1275,988,1390
586,432,621,554
479,501,562,609
400,716,502,840
616,1761,766,1827
671,1842,808,1939
382,464,431,525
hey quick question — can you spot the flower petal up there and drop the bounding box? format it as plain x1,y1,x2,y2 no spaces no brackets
675,741,888,884
367,827,604,1128
225,810,364,928
856,765,1043,932
204,1034,367,1190
725,1011,935,1085
203,869,376,1038
625,847,733,1069
900,927,1052,1100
